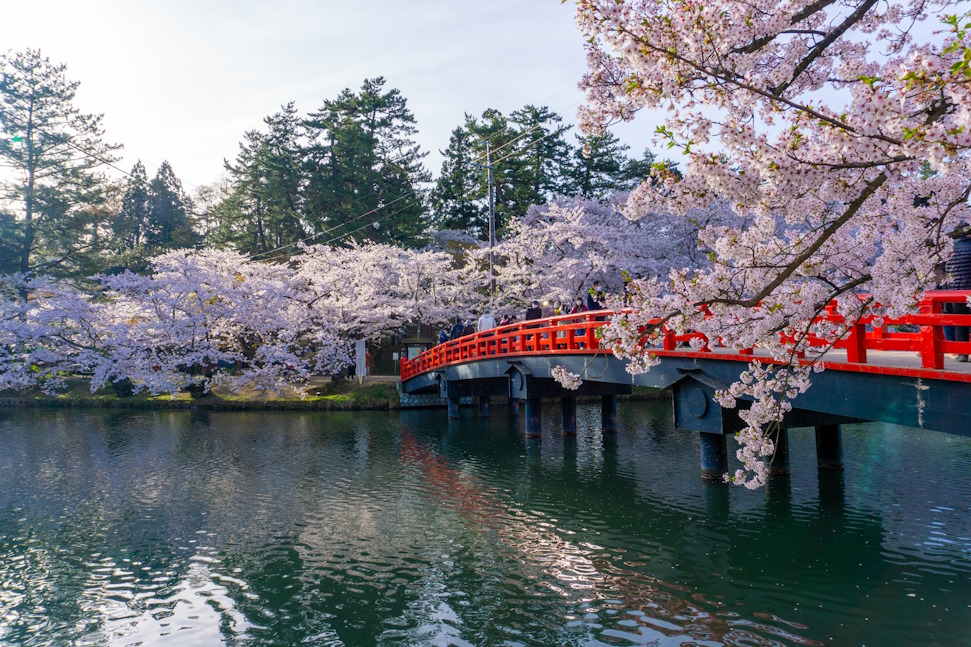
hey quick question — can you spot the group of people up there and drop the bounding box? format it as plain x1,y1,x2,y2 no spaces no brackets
438,309,501,344
524,280,605,321
435,280,609,345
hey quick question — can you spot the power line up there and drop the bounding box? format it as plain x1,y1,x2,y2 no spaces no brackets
250,125,576,263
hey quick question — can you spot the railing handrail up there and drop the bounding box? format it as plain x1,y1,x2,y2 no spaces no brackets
401,291,971,382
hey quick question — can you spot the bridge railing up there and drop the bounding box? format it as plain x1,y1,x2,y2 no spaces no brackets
401,291,971,381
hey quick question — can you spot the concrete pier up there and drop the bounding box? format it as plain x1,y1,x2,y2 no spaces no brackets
699,431,728,481
601,394,617,434
525,398,542,438
815,424,844,470
768,428,791,477
561,397,577,436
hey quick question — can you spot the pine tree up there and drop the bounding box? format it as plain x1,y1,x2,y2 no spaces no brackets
215,103,305,255
565,132,632,199
0,49,119,281
465,109,519,234
114,161,150,250
506,105,572,210
304,78,430,247
147,161,195,248
429,122,487,234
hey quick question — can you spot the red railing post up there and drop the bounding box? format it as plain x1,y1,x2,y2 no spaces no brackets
663,325,675,351
919,298,945,369
845,323,867,363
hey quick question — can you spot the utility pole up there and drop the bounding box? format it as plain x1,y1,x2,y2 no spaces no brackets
486,141,496,295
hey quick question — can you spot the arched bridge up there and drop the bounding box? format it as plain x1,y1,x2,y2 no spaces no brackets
401,292,971,479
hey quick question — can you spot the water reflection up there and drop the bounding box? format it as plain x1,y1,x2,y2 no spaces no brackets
0,406,968,645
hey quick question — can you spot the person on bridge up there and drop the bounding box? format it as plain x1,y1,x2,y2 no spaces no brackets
570,297,587,315
462,319,476,336
449,318,465,341
946,228,971,361
525,300,543,320
437,329,449,345
587,281,605,312
477,309,496,332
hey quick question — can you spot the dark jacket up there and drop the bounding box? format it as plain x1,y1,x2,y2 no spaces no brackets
463,323,475,336
948,236,971,290
587,289,604,311
437,330,449,345
449,322,465,340
525,306,543,321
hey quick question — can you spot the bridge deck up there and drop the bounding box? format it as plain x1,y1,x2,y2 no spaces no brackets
403,293,971,385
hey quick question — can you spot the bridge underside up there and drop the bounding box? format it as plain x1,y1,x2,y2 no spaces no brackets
402,354,971,438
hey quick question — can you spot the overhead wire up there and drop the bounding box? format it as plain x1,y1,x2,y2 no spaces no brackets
3,84,587,263
249,97,583,262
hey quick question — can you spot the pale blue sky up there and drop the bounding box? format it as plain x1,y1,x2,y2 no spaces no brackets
1,0,662,191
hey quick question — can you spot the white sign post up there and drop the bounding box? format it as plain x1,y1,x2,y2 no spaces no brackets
355,340,367,384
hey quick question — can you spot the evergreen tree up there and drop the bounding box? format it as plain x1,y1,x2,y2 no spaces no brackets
622,147,658,187
0,49,119,281
429,122,486,234
147,161,196,248
304,78,430,246
565,132,631,199
113,161,150,250
215,103,305,254
468,108,523,234
506,105,571,209
431,106,574,237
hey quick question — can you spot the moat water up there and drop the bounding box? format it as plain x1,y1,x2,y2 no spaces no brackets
0,403,969,646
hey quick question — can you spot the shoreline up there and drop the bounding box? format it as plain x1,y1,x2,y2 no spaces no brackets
0,379,667,413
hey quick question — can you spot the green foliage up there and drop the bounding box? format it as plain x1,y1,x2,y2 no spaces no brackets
108,160,198,272
214,80,432,254
303,77,431,247
0,49,119,279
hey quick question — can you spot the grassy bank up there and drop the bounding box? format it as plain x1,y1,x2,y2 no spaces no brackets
0,377,402,412
0,378,667,413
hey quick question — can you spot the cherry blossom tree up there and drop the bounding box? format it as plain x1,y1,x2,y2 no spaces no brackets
291,241,487,341
492,194,738,313
571,0,971,486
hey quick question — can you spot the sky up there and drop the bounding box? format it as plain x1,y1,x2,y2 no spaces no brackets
0,0,664,193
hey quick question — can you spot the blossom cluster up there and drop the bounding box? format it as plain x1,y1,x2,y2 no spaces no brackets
572,0,971,486
551,365,583,391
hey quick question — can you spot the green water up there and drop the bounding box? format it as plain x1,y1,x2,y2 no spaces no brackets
0,403,968,646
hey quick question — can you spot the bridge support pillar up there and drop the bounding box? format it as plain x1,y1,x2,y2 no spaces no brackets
561,397,577,436
447,396,460,419
525,398,542,438
508,398,520,416
699,432,728,481
601,394,617,434
815,424,844,470
768,428,790,477
478,396,490,418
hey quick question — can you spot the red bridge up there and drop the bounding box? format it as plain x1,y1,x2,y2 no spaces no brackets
401,291,971,479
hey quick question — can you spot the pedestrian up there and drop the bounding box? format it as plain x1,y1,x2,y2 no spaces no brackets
437,329,449,345
945,227,971,361
587,280,605,312
463,319,476,336
552,300,562,316
570,297,587,315
449,317,465,341
477,308,496,332
525,300,543,321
